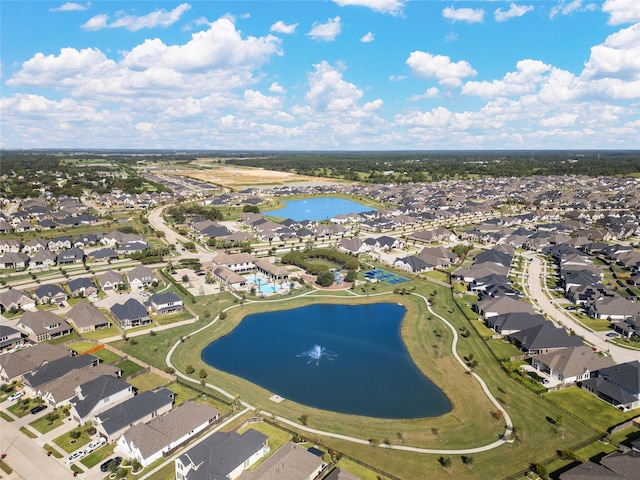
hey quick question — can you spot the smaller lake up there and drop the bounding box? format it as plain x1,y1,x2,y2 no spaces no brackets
201,303,451,418
266,197,374,221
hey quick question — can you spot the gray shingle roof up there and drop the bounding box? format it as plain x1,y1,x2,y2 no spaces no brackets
96,390,173,436
71,375,132,419
179,429,268,480
23,355,97,389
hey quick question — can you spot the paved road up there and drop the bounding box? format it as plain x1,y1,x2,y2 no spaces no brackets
148,206,212,257
522,253,640,364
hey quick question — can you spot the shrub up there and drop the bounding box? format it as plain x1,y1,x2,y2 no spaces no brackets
185,365,195,375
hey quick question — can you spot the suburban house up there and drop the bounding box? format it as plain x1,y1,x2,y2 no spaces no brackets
16,310,74,342
98,270,125,291
30,249,56,269
22,354,99,396
39,363,121,408
0,326,26,353
530,346,615,384
117,401,219,467
476,296,537,319
0,252,30,269
175,428,269,480
324,468,361,480
588,295,640,321
93,389,174,442
0,239,22,254
0,343,71,384
67,277,99,297
56,247,85,265
31,284,68,305
507,321,584,354
87,247,119,263
127,265,156,289
237,442,326,480
337,238,371,255
66,301,111,332
22,238,48,254
0,288,36,313
110,298,151,328
47,236,72,252
486,312,546,336
148,292,183,316
393,255,434,273
69,375,135,424
582,361,640,411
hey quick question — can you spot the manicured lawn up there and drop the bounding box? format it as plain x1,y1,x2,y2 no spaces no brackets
93,348,122,364
127,372,170,392
145,462,175,480
43,443,63,458
544,386,637,433
335,457,392,480
485,338,523,361
237,421,291,466
81,444,114,468
81,325,120,340
0,411,14,422
115,359,145,378
154,310,193,326
29,409,68,434
8,398,42,418
19,426,37,438
167,382,200,406
53,426,93,454
67,340,98,354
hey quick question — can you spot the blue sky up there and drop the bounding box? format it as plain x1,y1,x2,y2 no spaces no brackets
1,0,639,150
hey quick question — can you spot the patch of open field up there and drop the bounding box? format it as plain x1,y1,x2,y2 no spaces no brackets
172,161,346,188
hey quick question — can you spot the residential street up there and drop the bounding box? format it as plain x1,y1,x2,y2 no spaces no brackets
523,253,640,365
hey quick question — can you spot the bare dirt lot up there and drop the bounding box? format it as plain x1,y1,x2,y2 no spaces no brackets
173,160,344,188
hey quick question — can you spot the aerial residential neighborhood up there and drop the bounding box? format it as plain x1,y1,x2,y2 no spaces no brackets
0,151,639,480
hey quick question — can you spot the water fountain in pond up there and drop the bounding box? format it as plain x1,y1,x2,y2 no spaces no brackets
297,344,337,366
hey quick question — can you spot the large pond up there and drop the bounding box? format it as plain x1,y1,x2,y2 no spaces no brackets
201,303,451,418
265,197,374,221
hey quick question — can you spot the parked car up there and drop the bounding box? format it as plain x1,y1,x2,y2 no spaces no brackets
30,404,48,415
7,391,24,402
65,450,85,465
100,456,122,472
84,437,106,453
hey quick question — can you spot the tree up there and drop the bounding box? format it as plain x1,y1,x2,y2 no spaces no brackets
298,414,308,426
461,455,474,468
555,414,566,438
198,369,207,379
316,271,334,287
438,456,452,470
69,430,81,442
181,274,189,283
185,365,195,375
242,205,259,213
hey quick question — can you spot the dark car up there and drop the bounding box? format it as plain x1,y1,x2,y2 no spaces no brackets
30,404,47,415
100,456,122,473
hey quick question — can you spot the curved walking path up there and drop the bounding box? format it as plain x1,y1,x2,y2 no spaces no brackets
165,290,513,455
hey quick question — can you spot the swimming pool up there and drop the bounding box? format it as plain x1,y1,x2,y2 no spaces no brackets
244,273,284,294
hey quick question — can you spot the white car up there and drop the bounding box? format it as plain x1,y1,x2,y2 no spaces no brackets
65,450,85,465
84,437,106,453
7,391,24,402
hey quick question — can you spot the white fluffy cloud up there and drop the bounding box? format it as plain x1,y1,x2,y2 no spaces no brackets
494,3,534,22
308,17,342,41
49,2,91,12
462,59,552,97
332,0,405,16
361,32,375,43
550,0,597,19
82,3,191,31
603,0,640,25
270,20,298,34
406,51,477,87
442,6,484,24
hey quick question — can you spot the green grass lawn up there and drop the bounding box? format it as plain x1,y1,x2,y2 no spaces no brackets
237,421,292,470
19,426,37,438
67,340,98,354
0,411,14,422
544,387,638,433
43,443,64,458
115,359,146,378
127,372,171,392
335,456,393,480
53,426,93,454
167,382,200,406
81,444,114,468
154,310,193,326
485,338,524,361
93,348,122,364
80,325,120,340
29,409,68,434
8,398,42,418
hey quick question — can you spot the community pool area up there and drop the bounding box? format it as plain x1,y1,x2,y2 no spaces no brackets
364,269,408,285
244,273,286,294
